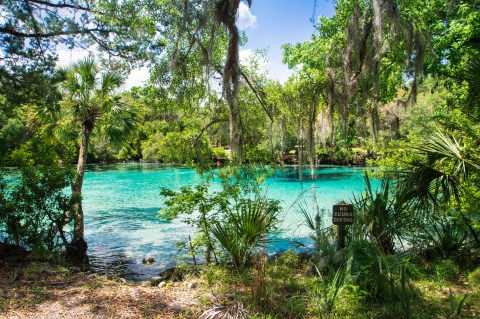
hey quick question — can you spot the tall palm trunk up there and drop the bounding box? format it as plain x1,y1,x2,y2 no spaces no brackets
68,124,90,264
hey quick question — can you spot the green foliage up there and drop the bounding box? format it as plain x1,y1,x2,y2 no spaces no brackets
244,144,273,164
211,197,281,272
467,267,480,287
310,265,346,318
142,130,213,164
212,147,227,161
317,144,353,165
294,193,336,270
434,259,459,282
350,172,406,254
160,165,278,267
346,239,415,314
448,289,470,319
397,129,480,248
250,250,306,317
416,216,470,259
0,165,75,256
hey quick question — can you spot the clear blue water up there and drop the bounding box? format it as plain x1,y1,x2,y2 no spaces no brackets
83,163,369,280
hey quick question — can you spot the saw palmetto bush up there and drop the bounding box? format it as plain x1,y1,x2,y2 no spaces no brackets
210,197,281,272
415,215,470,259
296,201,336,270
311,265,346,319
398,130,480,249
350,172,408,254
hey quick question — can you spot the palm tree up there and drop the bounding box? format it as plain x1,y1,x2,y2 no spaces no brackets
51,58,137,263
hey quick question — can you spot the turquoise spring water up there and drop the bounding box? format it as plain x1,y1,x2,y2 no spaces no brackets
83,163,370,280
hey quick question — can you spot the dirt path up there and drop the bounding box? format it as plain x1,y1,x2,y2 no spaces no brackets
0,263,206,319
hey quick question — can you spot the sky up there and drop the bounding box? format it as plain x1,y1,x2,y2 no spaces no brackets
57,0,336,89
239,0,335,82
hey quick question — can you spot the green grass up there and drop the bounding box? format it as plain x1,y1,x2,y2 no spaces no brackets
193,250,479,319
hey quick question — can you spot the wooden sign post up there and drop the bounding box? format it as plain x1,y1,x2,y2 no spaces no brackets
332,202,354,249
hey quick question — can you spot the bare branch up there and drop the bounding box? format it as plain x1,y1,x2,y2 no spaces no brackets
27,0,92,11
240,70,273,122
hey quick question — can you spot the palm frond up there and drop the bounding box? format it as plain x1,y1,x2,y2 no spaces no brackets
199,301,246,319
419,130,479,176
463,55,480,114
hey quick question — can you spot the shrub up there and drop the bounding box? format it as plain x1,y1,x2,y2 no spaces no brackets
434,259,459,281
0,166,75,257
211,197,281,272
417,216,469,259
244,144,273,164
467,267,480,287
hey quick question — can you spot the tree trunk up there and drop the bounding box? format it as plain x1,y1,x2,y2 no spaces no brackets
308,99,317,178
298,119,304,180
269,118,275,163
371,61,380,145
280,113,286,160
67,124,90,266
223,0,243,162
328,79,335,143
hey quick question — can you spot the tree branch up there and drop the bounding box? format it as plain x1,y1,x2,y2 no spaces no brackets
195,118,228,141
0,26,110,38
27,0,92,11
240,70,273,122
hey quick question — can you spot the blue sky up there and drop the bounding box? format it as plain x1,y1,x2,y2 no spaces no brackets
239,0,335,82
57,1,336,88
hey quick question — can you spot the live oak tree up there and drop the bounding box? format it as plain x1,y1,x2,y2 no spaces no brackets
0,0,158,85
149,0,255,162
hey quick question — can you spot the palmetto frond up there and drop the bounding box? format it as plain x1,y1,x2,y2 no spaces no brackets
49,58,137,145
100,71,124,96
419,130,479,177
199,301,246,319
402,130,480,204
463,55,480,116
210,197,280,271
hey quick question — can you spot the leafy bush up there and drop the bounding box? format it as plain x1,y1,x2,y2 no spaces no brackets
0,166,75,257
434,259,459,281
347,240,415,310
295,199,336,270
244,144,273,164
416,216,469,259
467,267,480,287
311,265,346,318
212,147,227,160
160,165,278,267
142,130,214,164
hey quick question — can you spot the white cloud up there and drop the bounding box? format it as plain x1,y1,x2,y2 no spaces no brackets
237,2,257,30
125,67,150,89
239,48,254,63
240,48,268,73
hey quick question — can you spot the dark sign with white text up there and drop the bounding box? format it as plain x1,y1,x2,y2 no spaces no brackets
332,204,354,225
